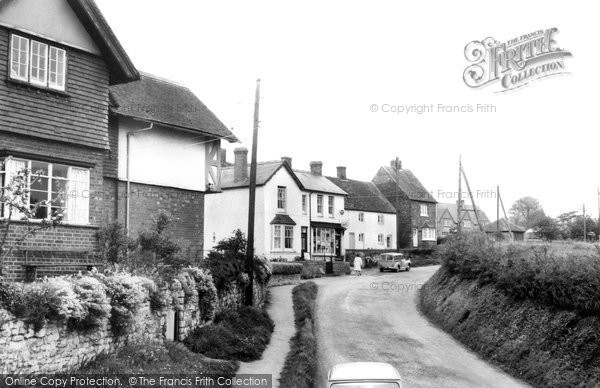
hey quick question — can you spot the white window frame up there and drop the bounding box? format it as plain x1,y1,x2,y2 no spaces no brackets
273,225,282,250
29,40,48,87
284,226,294,249
1,157,89,224
328,195,334,216
48,46,67,91
443,219,452,227
358,212,364,222
463,220,472,228
378,214,384,224
9,34,67,91
420,204,428,217
277,186,287,212
317,195,323,215
422,228,436,241
302,194,307,214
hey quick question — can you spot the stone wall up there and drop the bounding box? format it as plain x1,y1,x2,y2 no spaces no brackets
0,278,267,374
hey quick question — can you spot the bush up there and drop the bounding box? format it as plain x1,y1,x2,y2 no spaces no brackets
98,273,149,336
71,276,111,330
301,263,324,279
183,306,274,362
95,222,136,264
438,234,600,313
185,267,218,322
271,262,303,275
279,282,319,388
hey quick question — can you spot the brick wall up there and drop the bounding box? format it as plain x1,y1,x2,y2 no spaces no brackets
0,133,105,280
410,201,437,248
101,178,205,258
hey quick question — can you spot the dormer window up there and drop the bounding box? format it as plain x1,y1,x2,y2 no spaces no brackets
10,34,67,91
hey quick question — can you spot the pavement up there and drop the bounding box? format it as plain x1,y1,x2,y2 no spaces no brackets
236,284,295,387
313,266,530,388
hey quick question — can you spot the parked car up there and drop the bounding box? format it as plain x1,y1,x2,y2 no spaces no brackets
377,253,411,272
328,362,403,387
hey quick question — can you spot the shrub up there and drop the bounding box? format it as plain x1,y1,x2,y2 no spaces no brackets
271,262,303,275
99,273,149,336
183,306,274,362
186,267,218,322
301,263,324,279
71,275,111,330
279,281,319,388
253,255,272,285
95,222,136,264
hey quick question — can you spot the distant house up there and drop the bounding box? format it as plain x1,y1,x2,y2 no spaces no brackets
205,153,308,260
294,161,347,260
105,72,236,257
373,160,437,248
327,167,396,252
484,219,526,241
437,202,490,237
0,0,138,280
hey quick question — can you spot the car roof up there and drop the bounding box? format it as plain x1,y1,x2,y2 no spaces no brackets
381,253,403,257
328,362,402,381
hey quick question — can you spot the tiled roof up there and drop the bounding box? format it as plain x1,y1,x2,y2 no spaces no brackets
380,167,437,203
484,219,526,233
294,171,347,195
270,214,296,225
437,202,490,224
327,177,395,214
110,73,237,141
220,161,300,189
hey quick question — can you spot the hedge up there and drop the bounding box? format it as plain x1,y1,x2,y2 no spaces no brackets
271,262,303,275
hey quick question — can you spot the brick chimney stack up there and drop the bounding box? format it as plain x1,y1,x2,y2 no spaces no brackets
281,156,292,169
234,148,248,181
336,166,347,180
310,161,323,176
390,159,402,170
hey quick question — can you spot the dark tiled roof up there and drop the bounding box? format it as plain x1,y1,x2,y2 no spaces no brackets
437,202,490,224
327,177,395,214
380,167,437,203
270,214,296,225
110,73,237,141
220,161,301,189
484,219,526,233
294,171,347,195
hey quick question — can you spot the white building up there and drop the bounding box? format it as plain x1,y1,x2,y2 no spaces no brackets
327,167,397,253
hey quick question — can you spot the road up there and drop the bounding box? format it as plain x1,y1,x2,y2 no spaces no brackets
314,266,529,388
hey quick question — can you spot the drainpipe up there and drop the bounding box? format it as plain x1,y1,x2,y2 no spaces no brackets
308,192,312,260
126,123,154,236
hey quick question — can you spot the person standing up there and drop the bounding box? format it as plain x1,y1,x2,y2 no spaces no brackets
353,254,363,276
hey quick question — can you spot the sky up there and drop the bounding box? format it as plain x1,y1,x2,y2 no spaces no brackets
96,0,599,220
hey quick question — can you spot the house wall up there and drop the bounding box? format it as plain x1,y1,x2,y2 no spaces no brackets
410,201,437,248
0,0,101,54
262,169,308,260
0,26,110,150
204,186,265,256
342,210,396,250
101,178,205,258
0,133,105,281
116,117,208,192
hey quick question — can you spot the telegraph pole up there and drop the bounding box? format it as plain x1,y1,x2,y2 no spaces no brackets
457,156,463,234
245,79,261,306
583,203,587,242
497,185,500,244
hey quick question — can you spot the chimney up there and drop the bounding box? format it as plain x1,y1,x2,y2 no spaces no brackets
310,161,322,176
219,149,227,166
390,159,402,170
281,156,292,169
234,147,248,181
336,166,347,180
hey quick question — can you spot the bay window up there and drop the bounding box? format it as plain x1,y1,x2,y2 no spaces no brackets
1,158,89,224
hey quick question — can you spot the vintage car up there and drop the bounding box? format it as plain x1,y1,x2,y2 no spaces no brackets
328,362,403,388
377,252,411,272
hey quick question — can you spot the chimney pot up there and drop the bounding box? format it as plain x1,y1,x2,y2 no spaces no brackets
336,166,347,180
281,156,292,169
310,161,323,176
390,159,402,170
234,147,248,181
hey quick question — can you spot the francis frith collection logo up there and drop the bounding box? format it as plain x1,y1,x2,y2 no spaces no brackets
463,28,572,92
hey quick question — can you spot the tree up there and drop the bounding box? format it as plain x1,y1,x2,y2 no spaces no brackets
533,215,561,241
0,160,62,275
509,197,545,228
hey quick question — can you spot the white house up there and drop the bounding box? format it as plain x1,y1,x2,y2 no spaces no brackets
327,167,397,252
204,152,309,260
294,161,347,260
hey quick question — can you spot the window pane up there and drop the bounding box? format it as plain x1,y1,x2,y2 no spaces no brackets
49,47,66,90
31,161,49,176
30,177,48,191
53,163,68,178
10,35,29,81
30,41,48,86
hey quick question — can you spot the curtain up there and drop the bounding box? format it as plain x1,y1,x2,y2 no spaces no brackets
66,167,90,224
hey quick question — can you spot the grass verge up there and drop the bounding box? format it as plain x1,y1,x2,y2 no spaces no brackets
279,281,318,388
183,306,274,362
78,341,238,376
